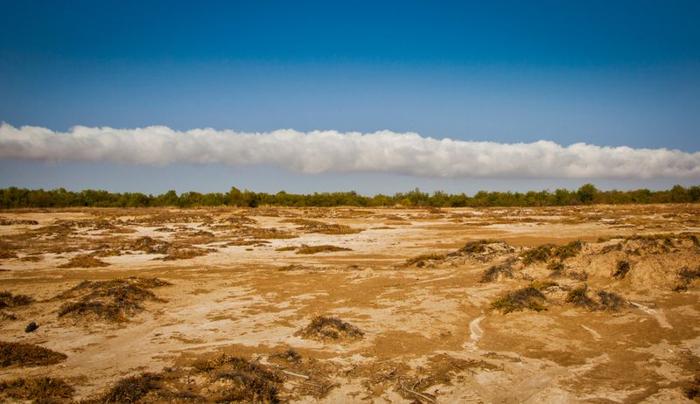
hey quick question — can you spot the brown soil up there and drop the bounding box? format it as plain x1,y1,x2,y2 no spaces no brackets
0,204,698,402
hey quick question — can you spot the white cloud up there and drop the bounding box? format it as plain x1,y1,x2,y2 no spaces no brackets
0,123,698,178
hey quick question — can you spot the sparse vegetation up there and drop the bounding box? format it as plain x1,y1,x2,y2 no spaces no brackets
58,254,110,268
56,277,170,322
521,244,555,265
0,291,33,308
404,252,446,267
673,266,700,292
295,244,352,255
284,218,361,234
596,290,625,311
0,377,74,402
566,285,597,310
480,259,516,282
0,341,67,367
296,316,364,341
491,286,547,314
553,240,584,260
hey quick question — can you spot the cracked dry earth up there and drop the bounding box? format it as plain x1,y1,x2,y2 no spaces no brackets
0,204,699,403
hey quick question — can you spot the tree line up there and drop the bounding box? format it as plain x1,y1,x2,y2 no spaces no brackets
0,184,698,209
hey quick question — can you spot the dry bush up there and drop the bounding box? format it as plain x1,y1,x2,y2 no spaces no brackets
520,244,555,266
683,375,700,400
404,253,446,267
130,236,170,254
0,291,33,309
157,246,211,261
612,260,631,279
0,311,18,321
0,377,74,402
94,372,164,403
480,259,516,283
284,218,361,235
295,245,352,255
596,290,625,311
553,240,584,260
58,254,110,268
242,226,297,240
565,285,597,310
398,354,498,402
491,286,547,314
56,277,170,322
673,266,700,292
268,348,338,399
0,218,39,225
0,341,67,367
296,316,364,341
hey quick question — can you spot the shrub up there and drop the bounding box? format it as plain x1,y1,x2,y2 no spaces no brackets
612,260,631,279
0,341,67,367
296,316,364,341
521,244,555,265
491,286,547,314
565,285,597,310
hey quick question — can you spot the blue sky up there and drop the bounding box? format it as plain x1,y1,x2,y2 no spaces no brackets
1,1,699,194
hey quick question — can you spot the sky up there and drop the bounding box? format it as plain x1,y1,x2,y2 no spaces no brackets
1,0,699,194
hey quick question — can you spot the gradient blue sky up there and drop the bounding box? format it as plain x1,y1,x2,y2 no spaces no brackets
1,0,699,194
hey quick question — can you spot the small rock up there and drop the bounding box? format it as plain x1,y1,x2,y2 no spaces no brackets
25,321,39,333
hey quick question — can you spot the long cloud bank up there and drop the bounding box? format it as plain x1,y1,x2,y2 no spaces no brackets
1,123,698,178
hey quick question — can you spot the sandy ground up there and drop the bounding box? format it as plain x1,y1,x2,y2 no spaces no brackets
0,204,699,403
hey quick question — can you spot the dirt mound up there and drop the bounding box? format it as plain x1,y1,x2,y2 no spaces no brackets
55,277,170,322
0,377,74,402
0,341,67,367
296,316,364,341
0,291,33,308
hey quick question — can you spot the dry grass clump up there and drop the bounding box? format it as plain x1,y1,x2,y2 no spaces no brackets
0,311,18,321
243,226,297,239
268,348,338,399
284,218,361,235
0,341,67,367
564,285,626,311
130,236,170,254
190,355,283,403
520,240,584,266
520,244,555,265
56,277,170,322
0,291,33,309
398,354,498,402
404,253,446,267
157,246,211,261
58,254,110,268
565,285,597,310
295,245,352,255
491,286,547,314
673,266,700,292
296,316,364,341
480,259,516,283
0,218,39,225
553,240,584,260
94,372,164,403
0,377,74,402
612,260,631,279
596,290,625,311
